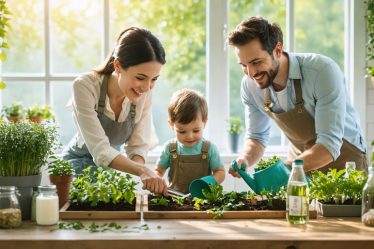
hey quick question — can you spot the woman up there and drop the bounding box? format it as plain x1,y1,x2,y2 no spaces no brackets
62,27,167,195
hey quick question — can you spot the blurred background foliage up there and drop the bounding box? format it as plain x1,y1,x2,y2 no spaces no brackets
2,0,344,146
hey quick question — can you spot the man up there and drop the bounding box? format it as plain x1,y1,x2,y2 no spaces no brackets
227,16,367,175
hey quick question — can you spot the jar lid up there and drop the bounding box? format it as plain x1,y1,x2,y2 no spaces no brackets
38,185,57,192
0,186,16,192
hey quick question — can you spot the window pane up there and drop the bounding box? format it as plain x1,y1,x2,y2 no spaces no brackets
110,0,206,145
50,0,102,74
3,0,44,74
2,81,45,107
229,0,286,146
51,82,74,145
295,0,344,69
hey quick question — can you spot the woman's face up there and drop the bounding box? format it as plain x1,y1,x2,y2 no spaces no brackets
115,60,162,101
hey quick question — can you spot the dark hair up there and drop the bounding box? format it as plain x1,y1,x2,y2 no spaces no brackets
95,27,166,74
227,16,283,55
168,89,208,124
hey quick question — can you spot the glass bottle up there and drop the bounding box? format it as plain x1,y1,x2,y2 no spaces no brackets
344,161,356,178
36,185,59,226
0,186,22,228
362,166,374,227
31,186,38,222
286,159,309,224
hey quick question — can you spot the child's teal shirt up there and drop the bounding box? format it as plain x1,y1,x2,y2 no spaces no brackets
156,138,224,171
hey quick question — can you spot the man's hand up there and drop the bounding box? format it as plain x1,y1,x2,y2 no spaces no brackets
228,157,249,178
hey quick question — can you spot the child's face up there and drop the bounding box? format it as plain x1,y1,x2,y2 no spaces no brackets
170,113,206,147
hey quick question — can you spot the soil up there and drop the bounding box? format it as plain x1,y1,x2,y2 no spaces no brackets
148,195,286,211
319,199,361,205
67,201,135,211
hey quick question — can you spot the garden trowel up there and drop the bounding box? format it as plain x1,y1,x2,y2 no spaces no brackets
167,188,191,199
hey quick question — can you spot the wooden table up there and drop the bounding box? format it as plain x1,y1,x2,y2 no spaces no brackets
1,217,374,249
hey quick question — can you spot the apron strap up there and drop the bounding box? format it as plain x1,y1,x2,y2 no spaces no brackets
129,103,136,119
294,79,303,106
97,75,109,114
264,88,272,112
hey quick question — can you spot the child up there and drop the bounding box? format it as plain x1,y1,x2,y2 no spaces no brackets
155,89,225,193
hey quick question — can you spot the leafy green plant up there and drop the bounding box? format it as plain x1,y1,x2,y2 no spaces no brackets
366,0,374,77
226,116,243,135
0,121,59,176
47,156,74,176
1,102,23,118
150,195,169,207
58,221,152,233
26,104,56,122
256,156,280,171
309,168,367,205
70,166,137,207
0,0,11,90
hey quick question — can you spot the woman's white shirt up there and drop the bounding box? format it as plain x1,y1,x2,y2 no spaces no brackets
66,71,157,167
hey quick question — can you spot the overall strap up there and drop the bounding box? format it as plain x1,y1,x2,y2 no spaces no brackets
201,140,210,160
97,75,109,114
169,140,178,159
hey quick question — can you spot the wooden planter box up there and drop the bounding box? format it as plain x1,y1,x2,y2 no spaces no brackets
142,195,317,219
317,201,361,217
59,195,141,220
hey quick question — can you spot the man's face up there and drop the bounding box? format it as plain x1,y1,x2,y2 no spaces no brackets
234,38,279,89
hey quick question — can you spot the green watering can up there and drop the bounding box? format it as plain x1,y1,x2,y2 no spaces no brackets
231,159,291,194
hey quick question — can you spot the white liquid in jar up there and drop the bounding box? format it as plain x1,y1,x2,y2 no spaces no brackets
36,195,59,225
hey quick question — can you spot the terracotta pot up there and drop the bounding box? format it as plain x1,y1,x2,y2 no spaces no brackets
49,175,73,208
29,116,44,123
7,115,21,123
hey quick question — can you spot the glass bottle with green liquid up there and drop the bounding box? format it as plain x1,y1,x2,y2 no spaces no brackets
286,159,309,224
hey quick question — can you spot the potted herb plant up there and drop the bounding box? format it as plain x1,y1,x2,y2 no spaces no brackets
366,0,374,86
1,102,24,122
310,168,367,217
226,115,243,153
48,156,74,208
26,104,56,123
0,121,59,219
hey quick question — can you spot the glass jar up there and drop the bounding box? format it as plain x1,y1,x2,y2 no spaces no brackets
362,166,374,227
36,185,59,225
0,186,22,228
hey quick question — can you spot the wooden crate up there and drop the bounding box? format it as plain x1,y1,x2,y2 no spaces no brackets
59,194,141,220
142,195,317,219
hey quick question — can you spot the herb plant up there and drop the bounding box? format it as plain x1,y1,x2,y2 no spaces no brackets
1,102,23,118
0,121,59,176
226,116,243,135
366,0,374,77
26,104,56,122
309,168,367,205
47,156,74,176
150,195,169,207
257,156,280,171
70,166,137,207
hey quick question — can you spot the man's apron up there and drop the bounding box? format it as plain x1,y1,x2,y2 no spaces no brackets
264,79,367,172
62,75,136,174
168,140,211,193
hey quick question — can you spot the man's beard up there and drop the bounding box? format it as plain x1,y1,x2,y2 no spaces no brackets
254,60,280,89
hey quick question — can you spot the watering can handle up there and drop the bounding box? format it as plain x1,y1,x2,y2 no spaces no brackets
231,160,258,193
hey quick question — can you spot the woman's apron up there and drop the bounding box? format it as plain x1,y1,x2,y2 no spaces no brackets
62,75,136,174
264,79,367,172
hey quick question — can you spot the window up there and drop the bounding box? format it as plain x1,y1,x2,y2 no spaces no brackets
0,0,348,155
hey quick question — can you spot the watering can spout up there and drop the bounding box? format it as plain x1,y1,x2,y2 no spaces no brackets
231,160,257,193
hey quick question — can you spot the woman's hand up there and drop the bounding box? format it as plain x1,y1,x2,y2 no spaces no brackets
139,167,168,196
